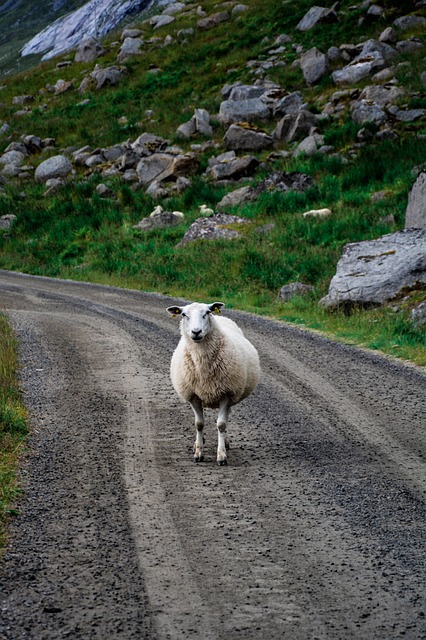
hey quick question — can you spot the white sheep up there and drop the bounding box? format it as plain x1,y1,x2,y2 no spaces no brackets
302,208,332,219
172,210,184,219
167,301,260,465
150,204,164,217
199,204,214,216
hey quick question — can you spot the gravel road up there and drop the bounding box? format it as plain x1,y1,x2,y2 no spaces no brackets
0,270,425,640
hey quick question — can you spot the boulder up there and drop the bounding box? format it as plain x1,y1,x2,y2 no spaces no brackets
12,95,35,106
251,171,315,196
91,66,129,90
405,172,426,230
350,99,387,125
278,282,314,301
218,97,270,125
197,12,229,30
332,39,398,85
133,211,183,230
0,214,17,231
35,155,73,182
136,152,198,186
379,27,398,44
293,135,321,157
178,213,249,246
208,155,259,181
410,300,426,329
393,15,426,31
228,85,267,100
117,37,143,61
224,123,274,151
273,91,304,117
74,38,106,63
273,110,321,143
150,14,175,29
0,150,26,167
319,230,426,310
162,2,185,15
177,109,213,138
217,186,254,209
359,84,405,106
300,47,329,85
22,135,43,153
131,133,168,156
296,5,338,31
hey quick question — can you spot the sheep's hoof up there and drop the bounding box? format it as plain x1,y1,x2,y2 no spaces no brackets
217,458,228,466
194,455,204,463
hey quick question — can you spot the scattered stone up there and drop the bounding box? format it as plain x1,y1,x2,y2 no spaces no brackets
278,282,314,301
296,5,338,31
43,177,65,196
150,14,175,29
379,27,398,44
74,38,106,63
218,97,270,125
198,11,230,31
136,152,198,187
300,47,329,85
178,213,249,246
410,300,426,329
35,155,73,182
117,37,143,61
319,229,426,310
177,109,213,139
273,110,321,143
91,65,129,90
393,15,426,31
0,214,17,231
22,135,43,153
273,91,304,117
131,133,168,157
350,99,387,125
224,123,274,151
232,4,248,14
252,171,315,196
0,150,26,167
208,154,259,181
405,172,426,230
217,186,254,209
95,183,115,198
133,210,183,231
12,95,35,106
54,79,73,95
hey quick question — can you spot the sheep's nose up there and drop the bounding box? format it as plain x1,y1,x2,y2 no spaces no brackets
192,329,202,339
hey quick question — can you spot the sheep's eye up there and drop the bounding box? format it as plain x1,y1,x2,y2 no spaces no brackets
181,312,187,318
204,311,211,317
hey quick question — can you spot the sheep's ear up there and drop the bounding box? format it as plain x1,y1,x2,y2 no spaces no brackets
209,302,225,315
167,306,183,317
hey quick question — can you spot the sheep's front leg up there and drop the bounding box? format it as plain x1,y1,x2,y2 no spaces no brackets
189,395,204,463
217,396,231,466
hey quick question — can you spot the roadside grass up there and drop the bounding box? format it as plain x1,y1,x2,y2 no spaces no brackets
0,314,28,555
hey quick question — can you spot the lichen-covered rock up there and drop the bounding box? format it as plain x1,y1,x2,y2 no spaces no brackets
74,38,106,63
35,155,73,182
320,230,426,310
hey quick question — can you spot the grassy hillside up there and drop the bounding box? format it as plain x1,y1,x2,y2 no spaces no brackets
0,0,425,364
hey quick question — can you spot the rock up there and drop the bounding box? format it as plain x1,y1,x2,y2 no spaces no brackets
278,282,314,301
197,12,230,31
273,91,304,117
133,211,182,230
0,214,17,231
43,178,65,196
273,109,321,143
218,97,270,125
117,37,143,61
293,135,320,157
74,37,106,62
136,152,198,187
366,4,384,20
208,155,259,181
359,84,404,106
232,4,248,14
162,2,185,15
121,28,143,40
131,133,168,156
217,186,254,209
252,171,315,196
228,85,267,100
410,300,426,329
54,79,73,95
405,172,426,230
22,135,43,153
95,183,115,198
178,213,249,246
91,65,129,90
393,15,426,31
386,105,426,122
177,109,213,138
351,99,387,125
102,143,128,162
0,150,26,167
224,123,274,151
150,14,175,29
319,229,426,310
12,95,35,106
300,47,329,85
379,27,398,44
296,5,338,31
332,39,398,85
35,155,73,182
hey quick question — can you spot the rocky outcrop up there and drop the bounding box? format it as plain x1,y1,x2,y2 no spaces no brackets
319,230,426,310
223,123,274,151
178,213,249,246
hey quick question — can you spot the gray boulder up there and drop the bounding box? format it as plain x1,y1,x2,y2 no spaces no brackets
150,14,175,29
197,11,229,31
359,84,405,106
296,5,338,31
74,38,106,63
350,99,387,125
208,155,259,181
117,37,143,61
319,230,426,310
405,172,426,230
228,85,267,100
177,109,213,138
410,300,426,330
278,282,314,302
333,39,398,85
91,65,129,90
218,97,270,125
35,155,73,182
133,211,183,231
393,15,426,31
273,110,321,143
300,47,329,85
273,91,304,117
224,124,274,151
0,150,26,167
178,213,249,246
217,186,254,209
0,214,17,231
131,133,168,156
136,152,198,187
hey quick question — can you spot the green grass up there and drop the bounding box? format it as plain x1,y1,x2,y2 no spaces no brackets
0,0,425,367
0,314,28,555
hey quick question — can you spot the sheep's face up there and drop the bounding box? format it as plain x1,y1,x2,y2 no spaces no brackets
167,302,224,342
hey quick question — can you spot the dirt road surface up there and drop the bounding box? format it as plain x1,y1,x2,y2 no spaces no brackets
0,270,425,640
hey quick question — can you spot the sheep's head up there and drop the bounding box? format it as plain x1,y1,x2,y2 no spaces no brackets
167,302,224,342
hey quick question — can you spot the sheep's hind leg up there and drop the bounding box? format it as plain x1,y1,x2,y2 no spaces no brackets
190,395,205,462
217,397,231,466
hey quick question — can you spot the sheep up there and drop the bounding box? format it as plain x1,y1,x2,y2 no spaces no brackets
167,301,260,465
150,204,164,217
172,210,184,219
302,208,332,219
199,204,214,216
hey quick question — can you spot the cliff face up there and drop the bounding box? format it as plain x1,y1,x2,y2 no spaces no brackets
20,0,157,60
